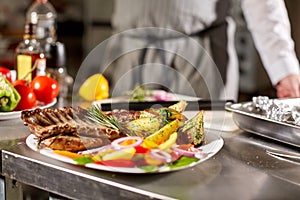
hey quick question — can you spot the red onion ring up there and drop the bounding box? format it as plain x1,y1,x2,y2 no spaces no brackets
111,136,143,150
154,90,173,101
150,149,172,163
172,146,206,159
78,144,112,155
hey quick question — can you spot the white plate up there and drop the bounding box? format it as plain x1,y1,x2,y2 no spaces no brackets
0,98,57,120
92,90,199,105
26,130,224,174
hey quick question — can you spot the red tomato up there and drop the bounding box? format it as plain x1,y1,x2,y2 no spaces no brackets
14,84,36,111
135,145,150,154
0,66,12,83
13,79,28,87
31,76,59,104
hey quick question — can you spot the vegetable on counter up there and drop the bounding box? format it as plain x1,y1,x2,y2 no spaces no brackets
0,66,12,83
0,75,21,111
0,74,60,112
129,85,175,102
78,73,109,101
31,75,59,104
130,85,146,101
13,84,36,111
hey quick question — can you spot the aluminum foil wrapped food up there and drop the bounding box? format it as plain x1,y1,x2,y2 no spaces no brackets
252,96,300,125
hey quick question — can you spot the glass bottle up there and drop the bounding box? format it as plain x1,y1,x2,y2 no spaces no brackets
45,41,72,98
15,22,46,81
26,0,57,46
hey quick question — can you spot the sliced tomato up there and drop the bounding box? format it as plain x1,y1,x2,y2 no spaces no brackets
135,145,150,154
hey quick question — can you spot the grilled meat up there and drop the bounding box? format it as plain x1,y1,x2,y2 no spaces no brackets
21,107,125,151
104,109,141,124
39,135,108,152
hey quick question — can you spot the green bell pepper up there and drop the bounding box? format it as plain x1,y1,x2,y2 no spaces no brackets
0,75,21,112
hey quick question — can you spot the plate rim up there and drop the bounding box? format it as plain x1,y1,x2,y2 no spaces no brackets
92,90,200,106
0,98,57,120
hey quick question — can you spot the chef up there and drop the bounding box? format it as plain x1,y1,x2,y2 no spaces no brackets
101,0,300,100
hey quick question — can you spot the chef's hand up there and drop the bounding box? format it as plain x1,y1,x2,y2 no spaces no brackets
276,74,300,98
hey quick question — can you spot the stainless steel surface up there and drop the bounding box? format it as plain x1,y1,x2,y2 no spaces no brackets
0,118,30,173
266,149,300,163
0,116,46,199
0,177,4,200
0,98,69,199
1,126,300,199
1,99,300,199
225,100,300,148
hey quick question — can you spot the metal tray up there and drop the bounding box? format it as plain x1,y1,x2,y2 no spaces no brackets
225,98,300,148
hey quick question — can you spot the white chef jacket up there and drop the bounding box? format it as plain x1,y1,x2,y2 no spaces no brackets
241,0,300,86
103,0,299,100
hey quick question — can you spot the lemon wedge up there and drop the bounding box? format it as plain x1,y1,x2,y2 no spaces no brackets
78,73,109,101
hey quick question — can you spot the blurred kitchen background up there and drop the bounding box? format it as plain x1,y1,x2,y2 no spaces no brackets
0,0,299,102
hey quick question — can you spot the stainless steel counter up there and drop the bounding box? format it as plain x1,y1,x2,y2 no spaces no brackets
1,103,300,199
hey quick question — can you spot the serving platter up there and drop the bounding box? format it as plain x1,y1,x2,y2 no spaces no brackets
93,90,200,104
26,129,223,174
0,98,57,120
225,98,300,148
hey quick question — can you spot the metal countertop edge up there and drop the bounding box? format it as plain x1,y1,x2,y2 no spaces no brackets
1,146,177,200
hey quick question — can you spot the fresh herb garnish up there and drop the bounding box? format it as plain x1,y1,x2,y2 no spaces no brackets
87,104,123,131
159,108,172,125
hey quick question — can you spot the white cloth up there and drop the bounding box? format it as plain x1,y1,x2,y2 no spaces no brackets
112,0,219,35
103,28,228,99
241,0,300,86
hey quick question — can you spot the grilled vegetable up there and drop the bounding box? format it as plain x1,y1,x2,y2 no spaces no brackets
168,100,187,113
144,119,180,147
179,110,204,145
140,107,186,123
87,101,204,147
140,100,188,122
0,75,21,111
158,131,178,150
125,117,162,138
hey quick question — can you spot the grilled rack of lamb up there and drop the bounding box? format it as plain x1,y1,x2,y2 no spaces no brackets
21,107,127,152
21,100,204,152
